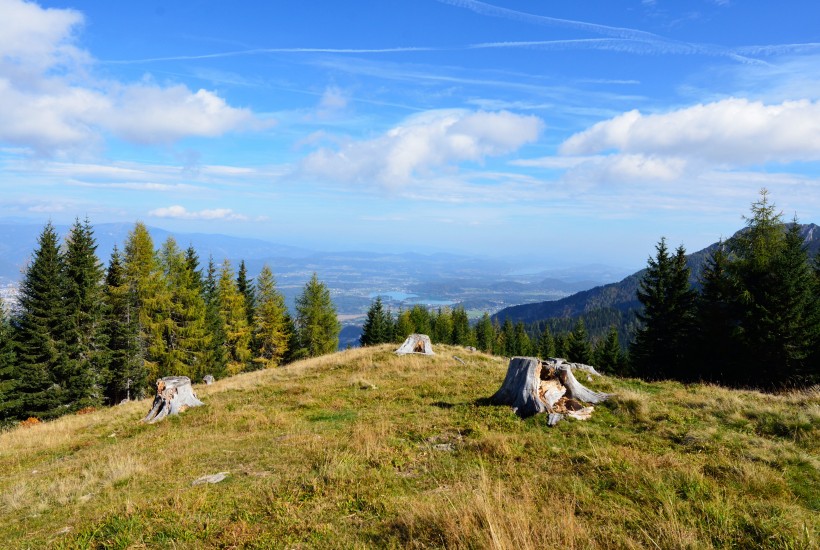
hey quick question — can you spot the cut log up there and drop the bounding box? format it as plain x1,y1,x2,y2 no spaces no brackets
395,334,435,356
491,356,611,421
142,376,204,424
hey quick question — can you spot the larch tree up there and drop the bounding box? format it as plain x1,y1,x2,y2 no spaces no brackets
102,246,145,403
14,222,70,419
62,218,106,409
394,309,414,343
295,273,340,357
217,259,252,374
253,265,290,367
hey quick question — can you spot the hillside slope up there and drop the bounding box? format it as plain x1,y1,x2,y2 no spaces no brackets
0,346,817,548
494,223,820,326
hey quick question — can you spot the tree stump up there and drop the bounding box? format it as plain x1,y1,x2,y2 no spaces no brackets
202,374,215,385
142,376,204,424
395,334,435,355
491,357,610,423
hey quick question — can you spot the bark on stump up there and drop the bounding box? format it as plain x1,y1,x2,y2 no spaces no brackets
142,376,204,423
491,356,610,423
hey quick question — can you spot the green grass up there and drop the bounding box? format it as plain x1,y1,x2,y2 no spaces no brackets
1,345,818,549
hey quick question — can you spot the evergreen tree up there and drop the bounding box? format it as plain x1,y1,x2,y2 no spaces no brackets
236,260,257,354
360,297,393,346
0,298,18,422
513,322,531,356
203,256,228,378
432,307,453,344
62,218,105,409
554,333,566,359
14,222,70,419
695,242,742,384
451,306,471,346
566,319,592,364
408,305,432,336
217,259,252,375
102,246,144,403
537,324,556,359
474,312,494,353
295,273,340,357
184,245,203,293
253,265,290,367
501,318,516,356
630,238,696,380
594,326,622,374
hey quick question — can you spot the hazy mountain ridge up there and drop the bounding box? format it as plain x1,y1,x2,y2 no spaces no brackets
493,223,820,326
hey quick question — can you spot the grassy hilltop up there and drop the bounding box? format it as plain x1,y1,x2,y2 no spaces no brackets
0,345,818,549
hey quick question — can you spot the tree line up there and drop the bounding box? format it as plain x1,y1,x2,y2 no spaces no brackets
0,220,340,425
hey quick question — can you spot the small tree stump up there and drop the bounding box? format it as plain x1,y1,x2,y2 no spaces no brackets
491,357,610,421
142,376,204,424
202,374,215,385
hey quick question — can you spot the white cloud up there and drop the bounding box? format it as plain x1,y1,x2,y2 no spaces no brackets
0,0,269,155
148,205,248,221
302,109,543,187
560,98,820,165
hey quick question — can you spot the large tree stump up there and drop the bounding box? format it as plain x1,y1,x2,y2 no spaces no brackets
395,334,435,355
142,376,204,424
491,357,610,423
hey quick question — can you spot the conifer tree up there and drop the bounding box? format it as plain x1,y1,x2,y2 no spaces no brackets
501,318,515,356
0,298,18,422
102,246,144,403
537,324,556,359
408,305,432,336
184,245,203,293
432,307,453,344
594,326,622,374
295,273,340,357
394,309,414,342
62,218,105,409
15,222,70,419
566,319,592,364
360,297,393,346
203,256,228,378
236,260,257,354
451,306,471,346
474,312,494,353
253,265,290,367
513,322,531,356
217,259,252,374
630,238,696,380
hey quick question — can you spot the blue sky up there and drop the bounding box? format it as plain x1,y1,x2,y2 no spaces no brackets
2,0,820,269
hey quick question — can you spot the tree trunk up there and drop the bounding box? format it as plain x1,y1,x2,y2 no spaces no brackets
491,357,610,422
142,376,204,423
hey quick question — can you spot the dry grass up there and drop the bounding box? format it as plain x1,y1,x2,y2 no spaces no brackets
0,345,817,549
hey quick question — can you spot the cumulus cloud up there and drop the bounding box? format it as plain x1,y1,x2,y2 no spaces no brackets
302,109,543,187
0,0,268,155
148,205,248,221
560,98,820,165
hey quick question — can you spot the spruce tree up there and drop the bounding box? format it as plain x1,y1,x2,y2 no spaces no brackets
566,319,592,364
360,297,393,346
594,326,621,374
295,273,340,357
15,222,70,419
62,218,105,409
0,298,18,422
513,322,531,356
474,312,494,353
501,318,516,356
394,309,414,342
432,307,453,344
408,305,431,336
537,324,556,359
217,259,252,374
451,306,471,346
203,256,228,378
630,238,696,380
102,246,145,403
253,265,290,367
236,260,257,354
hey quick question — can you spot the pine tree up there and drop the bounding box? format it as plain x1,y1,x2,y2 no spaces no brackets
0,298,18,422
451,306,471,346
360,297,393,346
203,256,228,378
253,265,290,367
62,218,105,409
102,246,145,403
295,273,340,358
566,319,592,364
594,326,621,374
15,222,70,419
217,259,252,375
537,324,556,359
474,312,494,353
630,238,696,380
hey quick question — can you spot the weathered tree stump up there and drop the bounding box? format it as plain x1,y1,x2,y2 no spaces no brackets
142,376,204,424
202,374,215,385
491,357,610,424
395,334,435,355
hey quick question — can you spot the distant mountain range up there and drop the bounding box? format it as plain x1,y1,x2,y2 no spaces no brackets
493,223,820,327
